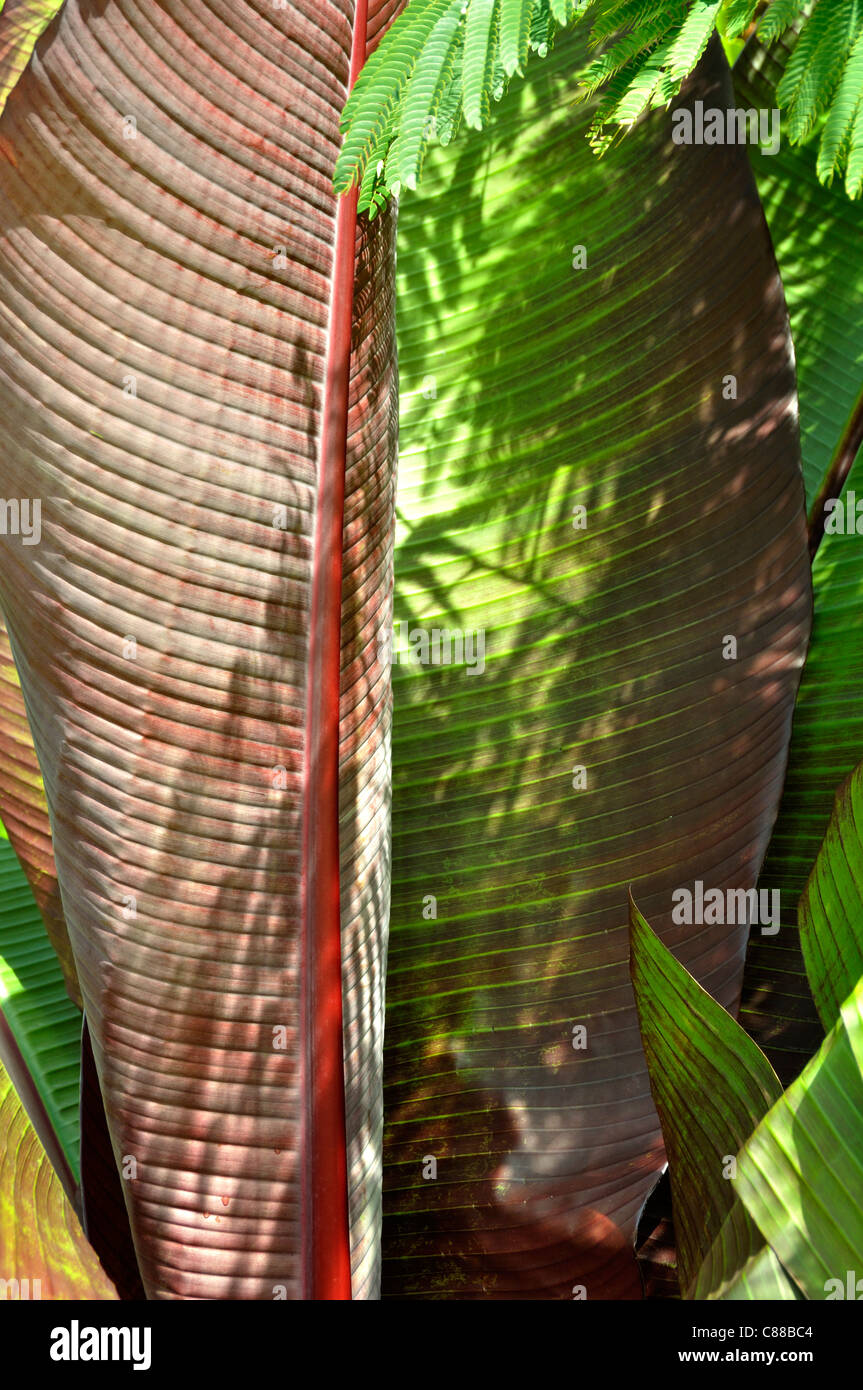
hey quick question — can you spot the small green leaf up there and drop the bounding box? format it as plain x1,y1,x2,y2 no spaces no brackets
798,761,863,1032
463,0,500,129
394,1,465,190
499,0,537,76
335,0,585,204
735,976,863,1299
756,0,806,46
719,0,761,42
335,0,456,195
629,894,783,1295
816,26,863,185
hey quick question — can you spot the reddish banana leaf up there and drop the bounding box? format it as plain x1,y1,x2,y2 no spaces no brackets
0,1053,116,1299
380,32,811,1299
0,0,402,1300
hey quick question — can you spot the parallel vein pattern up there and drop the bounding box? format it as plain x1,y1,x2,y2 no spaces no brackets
0,0,400,1299
382,32,811,1298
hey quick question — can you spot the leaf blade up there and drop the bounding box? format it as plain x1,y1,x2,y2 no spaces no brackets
381,30,810,1297
798,761,863,1031
629,894,783,1294
0,1055,116,1299
0,834,81,1179
735,976,863,1298
463,0,500,129
0,0,401,1300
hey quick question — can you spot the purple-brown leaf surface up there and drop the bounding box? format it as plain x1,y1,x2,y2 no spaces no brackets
0,0,401,1299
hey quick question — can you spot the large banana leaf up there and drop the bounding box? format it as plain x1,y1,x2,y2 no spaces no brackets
735,33,863,1082
381,31,811,1298
0,0,403,1300
0,1053,116,1298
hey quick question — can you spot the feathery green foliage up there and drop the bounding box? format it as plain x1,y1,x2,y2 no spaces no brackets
586,0,863,188
334,0,587,213
585,1,721,152
335,0,863,209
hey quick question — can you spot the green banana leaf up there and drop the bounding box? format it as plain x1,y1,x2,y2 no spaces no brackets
631,818,863,1301
382,30,810,1298
0,828,81,1179
701,1204,802,1300
735,32,863,1082
628,894,789,1298
798,760,863,1031
0,618,78,1003
0,1053,115,1298
735,973,863,1298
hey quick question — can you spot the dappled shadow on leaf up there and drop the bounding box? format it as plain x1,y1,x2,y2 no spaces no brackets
381,30,811,1298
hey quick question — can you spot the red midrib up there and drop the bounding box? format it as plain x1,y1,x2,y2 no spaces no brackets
301,0,369,1302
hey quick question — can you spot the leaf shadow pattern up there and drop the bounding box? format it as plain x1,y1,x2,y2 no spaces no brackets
380,29,812,1298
